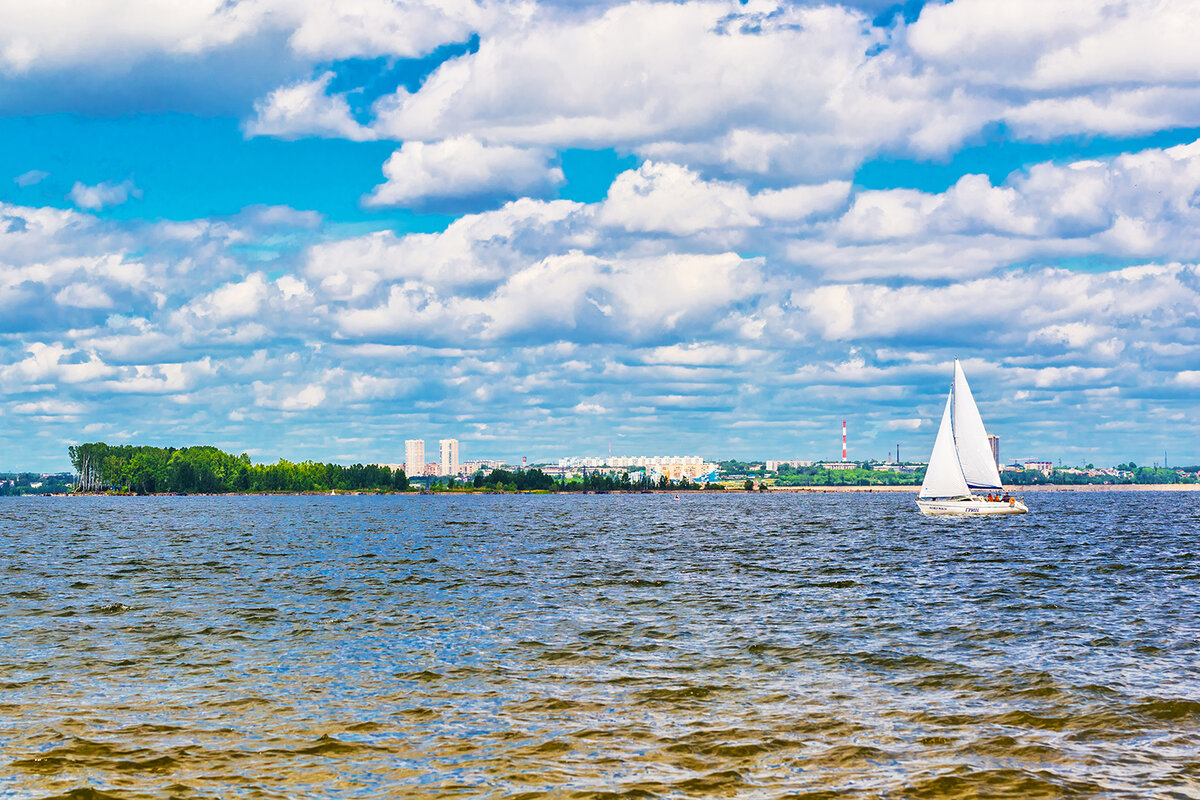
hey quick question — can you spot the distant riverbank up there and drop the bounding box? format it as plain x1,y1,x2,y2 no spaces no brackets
46,483,1200,498
767,484,1200,493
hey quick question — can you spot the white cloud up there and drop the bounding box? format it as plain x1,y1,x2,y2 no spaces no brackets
1004,87,1200,140
363,136,563,206
572,401,608,414
796,263,1200,344
305,197,580,296
100,358,216,395
182,273,273,323
1,342,116,385
13,169,48,187
368,2,963,179
255,379,328,411
835,189,941,243
68,179,139,210
11,399,86,416
1176,371,1200,388
0,0,491,75
0,0,256,73
597,162,758,236
597,162,849,236
54,283,114,309
283,0,489,61
245,72,374,141
907,0,1200,91
752,182,853,222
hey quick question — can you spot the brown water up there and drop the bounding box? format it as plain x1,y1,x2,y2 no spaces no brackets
1,492,1198,799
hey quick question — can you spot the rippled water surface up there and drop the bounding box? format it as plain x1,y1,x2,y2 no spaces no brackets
2,492,1199,799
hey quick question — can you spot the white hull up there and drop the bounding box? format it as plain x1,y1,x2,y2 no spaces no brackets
917,497,1028,515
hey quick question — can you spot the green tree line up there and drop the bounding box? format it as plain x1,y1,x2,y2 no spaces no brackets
773,465,926,486
434,469,720,493
0,473,75,496
68,443,408,494
1001,467,1195,485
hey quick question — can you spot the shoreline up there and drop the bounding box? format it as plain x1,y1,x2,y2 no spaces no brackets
30,482,1200,498
766,483,1200,493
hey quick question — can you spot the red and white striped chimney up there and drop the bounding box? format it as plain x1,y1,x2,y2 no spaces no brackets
842,420,847,461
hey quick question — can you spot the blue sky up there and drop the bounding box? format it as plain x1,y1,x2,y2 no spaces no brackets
2,0,1199,471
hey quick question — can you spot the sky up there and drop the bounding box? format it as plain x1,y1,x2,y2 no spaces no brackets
2,0,1199,471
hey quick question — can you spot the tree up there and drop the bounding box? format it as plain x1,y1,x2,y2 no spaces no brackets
743,479,754,491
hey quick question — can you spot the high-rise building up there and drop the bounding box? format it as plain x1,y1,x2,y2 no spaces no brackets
405,439,425,478
987,434,1000,469
439,439,459,477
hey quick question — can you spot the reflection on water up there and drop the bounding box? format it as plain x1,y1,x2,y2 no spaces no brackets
1,492,1198,798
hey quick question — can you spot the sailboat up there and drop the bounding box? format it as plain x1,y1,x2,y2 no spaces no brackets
916,358,1028,515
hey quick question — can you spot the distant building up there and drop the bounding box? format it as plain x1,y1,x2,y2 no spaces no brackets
766,460,815,471
439,438,459,477
818,461,857,471
1024,460,1053,473
987,435,1000,469
424,461,440,477
459,459,504,476
555,454,718,483
405,439,425,478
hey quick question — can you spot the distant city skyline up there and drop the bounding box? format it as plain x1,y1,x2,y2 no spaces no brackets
1,1,1198,471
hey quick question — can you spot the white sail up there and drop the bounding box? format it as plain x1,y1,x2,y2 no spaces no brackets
951,360,1003,490
919,393,970,499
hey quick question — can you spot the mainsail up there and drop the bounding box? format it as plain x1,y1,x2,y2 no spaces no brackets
918,359,1002,499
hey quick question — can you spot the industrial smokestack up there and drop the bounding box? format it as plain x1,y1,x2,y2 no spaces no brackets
842,420,847,461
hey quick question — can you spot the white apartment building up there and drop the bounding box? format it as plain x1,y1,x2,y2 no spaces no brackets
555,455,717,482
440,438,460,477
558,454,707,469
458,459,504,476
766,460,815,471
405,439,425,478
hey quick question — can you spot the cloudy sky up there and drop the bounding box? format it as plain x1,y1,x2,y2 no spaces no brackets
2,0,1199,471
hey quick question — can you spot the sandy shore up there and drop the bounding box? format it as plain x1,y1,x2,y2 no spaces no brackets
767,484,1200,493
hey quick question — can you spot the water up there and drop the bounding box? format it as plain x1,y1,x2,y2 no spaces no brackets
1,492,1198,799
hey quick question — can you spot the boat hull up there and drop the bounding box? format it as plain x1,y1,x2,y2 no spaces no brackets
917,497,1028,515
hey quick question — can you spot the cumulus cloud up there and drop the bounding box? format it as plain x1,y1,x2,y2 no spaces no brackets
245,72,374,141
597,162,759,236
784,139,1200,278
283,0,489,61
8,0,1200,185
304,197,580,296
68,179,140,210
366,2,955,179
906,0,1200,91
363,136,564,207
0,0,489,75
795,264,1200,347
345,0,1200,180
596,161,850,237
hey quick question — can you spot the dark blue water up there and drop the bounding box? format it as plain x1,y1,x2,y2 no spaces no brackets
1,492,1198,798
